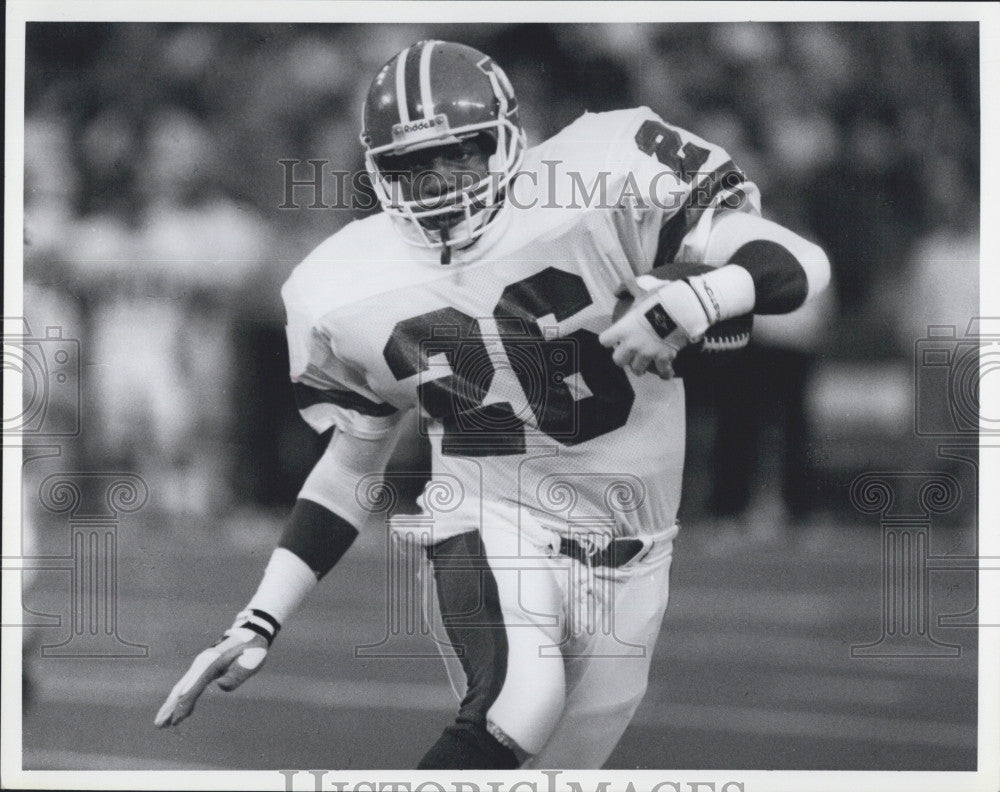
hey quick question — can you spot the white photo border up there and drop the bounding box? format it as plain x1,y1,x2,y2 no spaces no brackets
4,2,998,791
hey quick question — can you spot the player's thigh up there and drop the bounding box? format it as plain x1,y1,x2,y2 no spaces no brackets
526,655,649,770
529,538,676,768
429,527,568,755
481,524,572,754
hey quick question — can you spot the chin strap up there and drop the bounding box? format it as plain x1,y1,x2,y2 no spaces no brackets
439,224,452,265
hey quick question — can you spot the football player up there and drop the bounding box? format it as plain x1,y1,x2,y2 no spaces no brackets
156,40,830,769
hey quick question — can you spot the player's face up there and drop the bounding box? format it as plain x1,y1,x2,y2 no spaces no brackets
377,135,493,207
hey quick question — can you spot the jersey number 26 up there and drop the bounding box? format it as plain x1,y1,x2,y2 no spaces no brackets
383,267,635,456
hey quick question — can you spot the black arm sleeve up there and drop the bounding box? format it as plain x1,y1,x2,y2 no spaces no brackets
728,239,810,314
278,498,359,580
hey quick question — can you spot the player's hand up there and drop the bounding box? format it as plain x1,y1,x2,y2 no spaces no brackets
154,610,276,728
599,278,710,378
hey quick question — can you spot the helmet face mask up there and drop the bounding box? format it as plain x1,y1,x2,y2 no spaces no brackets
374,132,495,206
360,41,527,251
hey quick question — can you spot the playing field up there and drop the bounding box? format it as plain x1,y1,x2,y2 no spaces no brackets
19,510,978,772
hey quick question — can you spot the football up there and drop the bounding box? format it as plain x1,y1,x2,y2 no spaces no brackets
611,262,754,354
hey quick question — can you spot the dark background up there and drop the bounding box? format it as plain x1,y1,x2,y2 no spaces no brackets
22,22,980,515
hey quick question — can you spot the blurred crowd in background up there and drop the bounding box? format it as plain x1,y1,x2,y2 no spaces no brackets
21,22,980,526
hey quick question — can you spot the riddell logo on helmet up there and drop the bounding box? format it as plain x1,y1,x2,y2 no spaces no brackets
401,119,439,133
393,115,451,139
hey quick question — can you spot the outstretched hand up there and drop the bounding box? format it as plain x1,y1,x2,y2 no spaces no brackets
155,627,269,728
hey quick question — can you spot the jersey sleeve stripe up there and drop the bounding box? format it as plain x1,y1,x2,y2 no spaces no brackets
716,186,749,211
293,382,398,417
689,160,744,210
654,163,749,267
652,210,689,268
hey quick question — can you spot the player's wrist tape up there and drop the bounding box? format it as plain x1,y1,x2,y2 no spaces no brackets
245,547,319,625
683,264,756,325
636,264,755,342
229,608,281,646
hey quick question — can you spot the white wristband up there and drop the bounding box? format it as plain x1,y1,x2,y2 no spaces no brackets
686,264,756,322
245,547,318,625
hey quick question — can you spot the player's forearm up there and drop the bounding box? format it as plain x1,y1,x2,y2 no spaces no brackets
240,425,398,628
242,499,360,626
696,212,830,316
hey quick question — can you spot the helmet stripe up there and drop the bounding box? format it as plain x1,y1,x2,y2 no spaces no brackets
403,44,423,121
419,40,436,120
394,46,410,123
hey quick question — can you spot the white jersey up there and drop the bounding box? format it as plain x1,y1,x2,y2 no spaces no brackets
282,106,760,542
